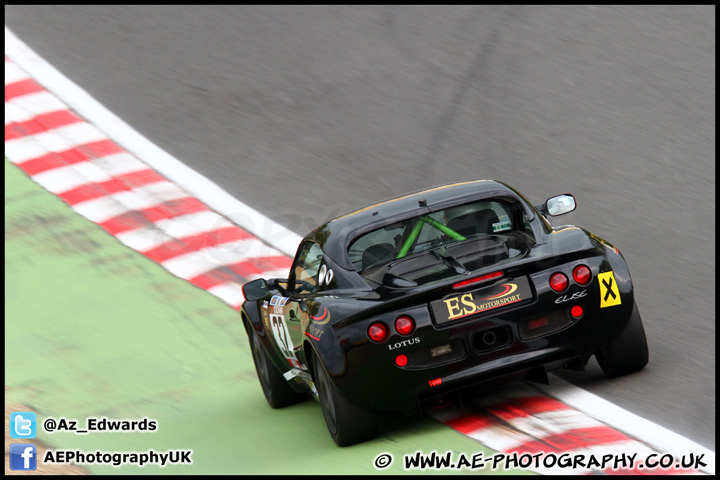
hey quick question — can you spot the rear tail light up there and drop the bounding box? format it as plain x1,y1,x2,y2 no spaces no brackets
368,322,389,343
573,265,592,286
570,305,584,319
395,315,415,336
549,272,569,293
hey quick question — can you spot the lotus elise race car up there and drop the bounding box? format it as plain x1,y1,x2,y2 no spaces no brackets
241,180,649,446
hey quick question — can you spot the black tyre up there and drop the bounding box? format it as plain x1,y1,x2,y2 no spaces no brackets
313,353,378,446
249,328,306,408
596,301,649,377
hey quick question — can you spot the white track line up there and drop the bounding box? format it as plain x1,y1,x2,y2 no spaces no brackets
539,374,715,474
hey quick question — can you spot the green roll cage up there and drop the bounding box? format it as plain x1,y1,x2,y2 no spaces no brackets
395,216,466,259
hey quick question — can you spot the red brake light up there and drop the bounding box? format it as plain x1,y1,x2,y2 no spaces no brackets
571,305,584,319
368,322,389,343
395,316,415,336
453,270,503,289
549,272,569,293
573,265,592,286
395,354,408,367
528,317,549,330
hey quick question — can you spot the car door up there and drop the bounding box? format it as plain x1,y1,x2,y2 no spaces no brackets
266,241,324,370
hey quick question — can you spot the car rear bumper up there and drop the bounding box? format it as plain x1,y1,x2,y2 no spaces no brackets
334,301,632,415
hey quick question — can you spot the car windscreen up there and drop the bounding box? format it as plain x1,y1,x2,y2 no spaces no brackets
347,198,535,285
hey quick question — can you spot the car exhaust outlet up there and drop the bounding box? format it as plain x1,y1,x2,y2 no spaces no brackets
481,331,497,346
472,326,511,352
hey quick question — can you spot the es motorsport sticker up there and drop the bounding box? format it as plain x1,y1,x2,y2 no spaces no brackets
430,277,533,325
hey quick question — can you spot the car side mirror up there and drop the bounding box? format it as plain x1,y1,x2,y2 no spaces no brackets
242,278,268,302
545,194,576,216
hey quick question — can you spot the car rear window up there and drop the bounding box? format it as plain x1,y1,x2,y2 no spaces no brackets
347,199,534,284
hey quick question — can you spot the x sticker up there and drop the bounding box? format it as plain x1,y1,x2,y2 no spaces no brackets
598,271,622,308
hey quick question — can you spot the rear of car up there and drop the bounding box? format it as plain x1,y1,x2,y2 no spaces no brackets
243,180,647,446
318,187,636,413
327,238,635,415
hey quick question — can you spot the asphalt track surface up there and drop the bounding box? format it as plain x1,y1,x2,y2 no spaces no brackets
5,5,715,452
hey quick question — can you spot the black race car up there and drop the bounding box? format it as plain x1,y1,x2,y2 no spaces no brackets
241,180,649,446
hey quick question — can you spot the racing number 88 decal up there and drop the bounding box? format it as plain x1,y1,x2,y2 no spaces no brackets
269,313,299,363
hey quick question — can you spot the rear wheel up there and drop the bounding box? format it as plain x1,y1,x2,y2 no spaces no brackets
313,354,378,446
250,328,306,408
596,301,649,377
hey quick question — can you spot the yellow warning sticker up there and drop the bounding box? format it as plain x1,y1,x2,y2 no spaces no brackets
598,271,622,308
